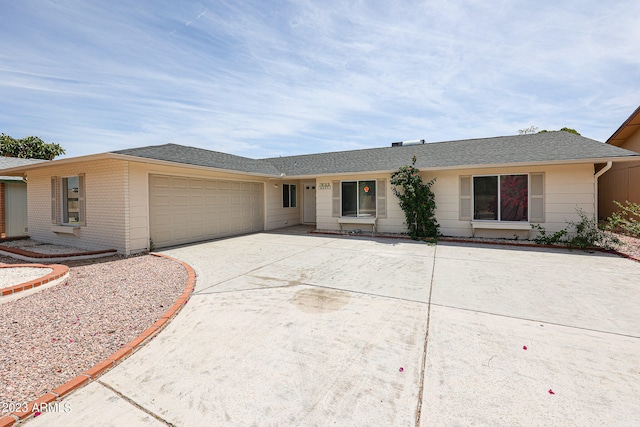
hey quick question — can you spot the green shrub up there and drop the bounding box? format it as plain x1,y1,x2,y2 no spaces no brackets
531,208,619,250
390,155,439,240
566,209,618,249
606,200,640,237
531,224,567,245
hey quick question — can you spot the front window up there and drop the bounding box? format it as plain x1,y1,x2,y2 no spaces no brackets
341,180,376,217
473,174,528,221
63,176,80,224
283,184,297,208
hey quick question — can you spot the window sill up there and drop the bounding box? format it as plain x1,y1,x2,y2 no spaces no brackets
337,217,377,233
338,217,377,224
471,221,530,229
51,225,81,236
470,221,531,236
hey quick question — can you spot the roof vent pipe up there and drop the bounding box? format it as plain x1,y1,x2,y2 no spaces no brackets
391,139,425,147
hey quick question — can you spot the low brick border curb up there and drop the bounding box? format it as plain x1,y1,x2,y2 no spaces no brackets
0,245,117,261
438,237,640,263
309,230,640,264
0,253,196,427
0,264,69,297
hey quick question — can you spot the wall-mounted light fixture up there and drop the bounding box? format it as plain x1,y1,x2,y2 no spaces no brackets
274,183,278,189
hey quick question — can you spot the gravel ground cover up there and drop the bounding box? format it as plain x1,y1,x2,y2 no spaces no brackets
0,239,88,255
0,254,187,408
0,267,52,288
614,233,640,259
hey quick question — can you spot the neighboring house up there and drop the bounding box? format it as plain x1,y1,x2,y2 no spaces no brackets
598,105,640,219
0,157,47,238
0,131,637,254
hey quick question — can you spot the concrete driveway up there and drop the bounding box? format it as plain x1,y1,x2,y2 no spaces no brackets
28,230,640,426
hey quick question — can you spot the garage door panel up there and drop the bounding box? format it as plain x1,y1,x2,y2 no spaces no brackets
154,214,172,227
172,178,188,188
172,214,189,226
189,212,204,223
189,180,203,189
153,176,171,188
150,175,263,248
190,195,204,206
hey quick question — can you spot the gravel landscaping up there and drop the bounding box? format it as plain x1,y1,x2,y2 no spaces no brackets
0,239,89,255
0,254,187,408
0,267,52,288
614,233,640,259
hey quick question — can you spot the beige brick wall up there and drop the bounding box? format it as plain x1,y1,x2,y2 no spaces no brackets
26,159,129,253
316,165,596,238
427,163,596,238
265,180,301,230
315,174,404,233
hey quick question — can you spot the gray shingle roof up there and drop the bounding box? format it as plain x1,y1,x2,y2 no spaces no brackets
113,143,281,175
113,132,640,177
0,157,47,168
0,157,47,180
265,131,640,175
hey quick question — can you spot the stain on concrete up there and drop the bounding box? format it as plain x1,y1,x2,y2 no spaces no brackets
291,287,350,314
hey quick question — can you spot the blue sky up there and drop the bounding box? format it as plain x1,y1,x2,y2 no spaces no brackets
1,1,639,159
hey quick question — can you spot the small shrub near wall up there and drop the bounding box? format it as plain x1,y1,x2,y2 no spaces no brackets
532,207,619,250
606,201,640,237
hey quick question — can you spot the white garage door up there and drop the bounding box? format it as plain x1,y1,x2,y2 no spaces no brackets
149,174,264,248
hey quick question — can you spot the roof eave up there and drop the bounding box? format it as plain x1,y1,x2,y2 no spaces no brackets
0,153,116,175
606,105,640,146
0,152,281,179
115,154,281,178
280,156,640,177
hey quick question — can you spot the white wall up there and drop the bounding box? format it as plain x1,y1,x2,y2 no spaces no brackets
265,180,301,230
27,159,289,255
427,163,596,238
315,174,405,233
27,159,129,252
315,164,596,238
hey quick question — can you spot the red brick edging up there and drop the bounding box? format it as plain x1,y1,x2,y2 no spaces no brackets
438,237,640,263
309,230,640,264
0,253,196,426
0,245,117,259
0,264,70,297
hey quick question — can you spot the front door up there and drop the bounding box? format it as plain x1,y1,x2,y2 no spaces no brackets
303,182,316,223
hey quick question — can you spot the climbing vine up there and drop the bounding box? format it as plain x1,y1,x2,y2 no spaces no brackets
390,155,439,240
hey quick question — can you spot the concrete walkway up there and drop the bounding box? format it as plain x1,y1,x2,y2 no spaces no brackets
26,231,640,426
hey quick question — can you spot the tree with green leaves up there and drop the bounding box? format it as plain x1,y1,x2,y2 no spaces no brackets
537,127,581,135
0,133,65,160
390,155,439,240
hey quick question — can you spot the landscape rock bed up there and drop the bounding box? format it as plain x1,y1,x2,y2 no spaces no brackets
0,254,187,407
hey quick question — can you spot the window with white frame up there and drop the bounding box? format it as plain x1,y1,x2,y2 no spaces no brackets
51,174,86,226
341,180,376,217
63,176,80,223
283,184,297,208
473,174,528,221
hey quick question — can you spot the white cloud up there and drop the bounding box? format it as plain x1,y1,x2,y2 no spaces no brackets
0,0,639,158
